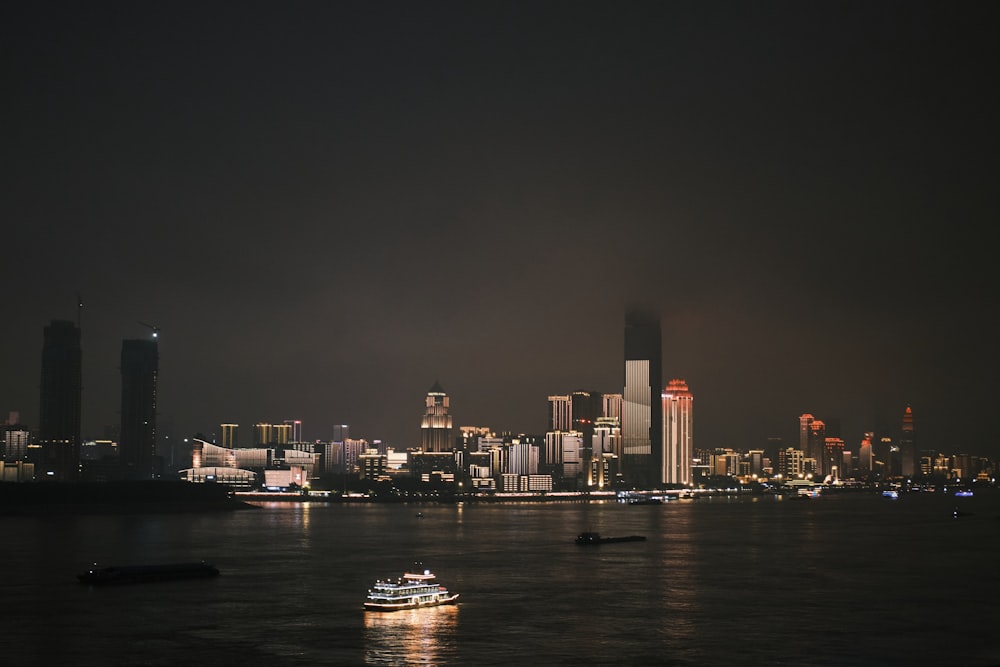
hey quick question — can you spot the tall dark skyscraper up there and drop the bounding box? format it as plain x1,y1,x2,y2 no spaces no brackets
119,338,159,480
38,319,82,481
623,307,662,488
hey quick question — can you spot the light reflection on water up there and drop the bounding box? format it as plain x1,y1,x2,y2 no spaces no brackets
364,604,459,666
4,492,1000,666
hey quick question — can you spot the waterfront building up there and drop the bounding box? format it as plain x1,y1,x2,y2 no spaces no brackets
777,447,805,479
591,417,622,487
662,379,693,486
4,428,31,464
623,307,662,488
0,460,35,482
119,337,158,480
420,381,453,452
409,450,458,483
38,319,82,481
508,439,540,476
823,438,845,481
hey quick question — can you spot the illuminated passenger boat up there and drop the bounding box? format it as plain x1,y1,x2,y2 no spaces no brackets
77,561,220,585
364,566,459,612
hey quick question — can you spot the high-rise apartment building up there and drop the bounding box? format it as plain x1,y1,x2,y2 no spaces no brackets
255,423,273,446
662,379,693,485
548,395,572,432
38,319,82,481
284,419,302,442
119,338,158,480
900,405,915,477
823,437,845,480
420,381,453,452
623,307,662,488
273,423,292,446
220,423,239,448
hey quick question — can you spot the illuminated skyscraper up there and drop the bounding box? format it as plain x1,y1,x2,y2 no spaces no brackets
900,405,915,477
38,319,82,481
420,381,453,452
858,433,874,476
119,338,158,480
623,308,661,488
807,420,826,475
798,414,814,453
662,379,693,485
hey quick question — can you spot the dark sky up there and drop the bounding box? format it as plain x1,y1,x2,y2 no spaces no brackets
3,1,998,458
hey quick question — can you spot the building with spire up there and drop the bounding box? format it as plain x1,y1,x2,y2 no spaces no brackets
38,319,82,481
420,381,453,452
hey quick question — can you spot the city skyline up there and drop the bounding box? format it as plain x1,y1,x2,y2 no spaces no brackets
3,2,998,459
3,315,957,467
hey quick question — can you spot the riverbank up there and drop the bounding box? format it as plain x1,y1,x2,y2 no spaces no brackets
0,480,257,515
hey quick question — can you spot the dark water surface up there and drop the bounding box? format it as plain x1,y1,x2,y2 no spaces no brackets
3,490,998,666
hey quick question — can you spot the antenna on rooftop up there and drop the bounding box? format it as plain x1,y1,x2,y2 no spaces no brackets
137,321,160,339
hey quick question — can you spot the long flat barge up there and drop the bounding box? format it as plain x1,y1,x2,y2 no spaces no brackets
575,532,646,545
78,561,220,585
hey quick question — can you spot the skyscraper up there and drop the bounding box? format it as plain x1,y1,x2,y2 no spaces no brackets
420,381,453,452
38,319,82,481
900,405,915,477
119,338,158,480
662,379,693,485
623,307,662,488
807,419,826,476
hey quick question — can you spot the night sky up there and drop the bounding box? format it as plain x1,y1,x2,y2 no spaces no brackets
3,2,998,458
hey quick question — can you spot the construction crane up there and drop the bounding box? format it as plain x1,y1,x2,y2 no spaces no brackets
137,321,160,339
